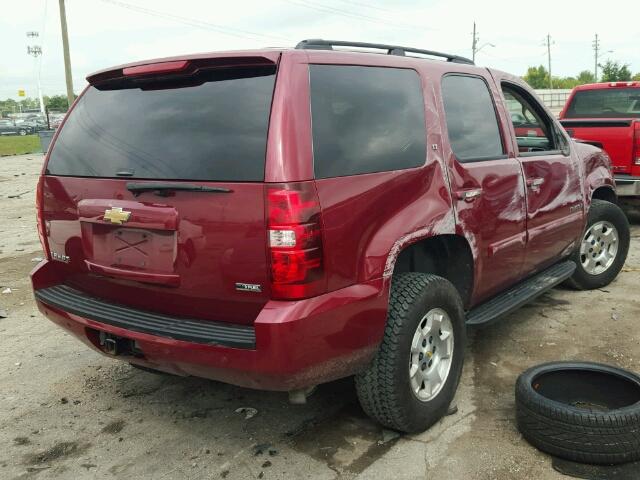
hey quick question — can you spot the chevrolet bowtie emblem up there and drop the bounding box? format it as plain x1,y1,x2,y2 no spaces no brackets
103,207,131,225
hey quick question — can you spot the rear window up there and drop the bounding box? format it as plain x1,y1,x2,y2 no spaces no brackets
309,65,426,179
564,88,640,118
441,75,504,162
47,66,276,181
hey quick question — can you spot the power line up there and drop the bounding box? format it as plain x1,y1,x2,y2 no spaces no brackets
337,0,394,14
283,0,437,32
97,0,293,44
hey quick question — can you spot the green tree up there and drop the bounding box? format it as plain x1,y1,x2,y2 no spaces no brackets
0,98,20,117
552,76,580,89
632,72,640,81
19,97,39,110
577,70,596,84
599,60,632,82
46,94,70,111
523,65,550,88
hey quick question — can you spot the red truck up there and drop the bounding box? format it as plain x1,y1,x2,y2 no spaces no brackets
31,39,630,433
560,82,640,198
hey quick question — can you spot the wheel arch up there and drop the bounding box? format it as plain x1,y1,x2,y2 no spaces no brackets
391,234,474,308
591,185,617,205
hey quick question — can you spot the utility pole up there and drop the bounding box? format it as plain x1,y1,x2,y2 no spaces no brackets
58,0,74,108
593,33,600,81
544,34,553,89
471,21,478,63
26,31,45,115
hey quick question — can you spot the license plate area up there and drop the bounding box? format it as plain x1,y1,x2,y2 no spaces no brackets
84,224,177,272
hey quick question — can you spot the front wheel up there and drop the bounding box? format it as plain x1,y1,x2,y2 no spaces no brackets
566,199,630,290
355,273,466,433
18,129,27,136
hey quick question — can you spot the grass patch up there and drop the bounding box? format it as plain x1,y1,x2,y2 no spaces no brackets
0,135,42,156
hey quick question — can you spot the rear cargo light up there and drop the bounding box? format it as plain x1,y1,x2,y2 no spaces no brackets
266,182,326,300
633,122,640,165
35,176,50,259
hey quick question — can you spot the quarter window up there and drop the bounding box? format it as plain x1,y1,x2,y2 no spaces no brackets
441,75,504,161
309,65,427,178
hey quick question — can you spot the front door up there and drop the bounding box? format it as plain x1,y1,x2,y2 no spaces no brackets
439,72,527,303
497,79,584,275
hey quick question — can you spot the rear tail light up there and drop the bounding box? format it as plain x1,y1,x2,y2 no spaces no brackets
35,176,50,259
633,122,640,166
266,182,326,300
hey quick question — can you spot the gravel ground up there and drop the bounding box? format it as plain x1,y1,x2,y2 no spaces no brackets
1,153,639,480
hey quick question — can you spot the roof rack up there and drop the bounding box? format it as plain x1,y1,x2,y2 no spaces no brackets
295,39,474,65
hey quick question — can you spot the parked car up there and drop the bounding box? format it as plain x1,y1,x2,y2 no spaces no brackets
49,115,65,129
31,40,630,433
20,118,48,132
560,81,640,197
0,119,33,136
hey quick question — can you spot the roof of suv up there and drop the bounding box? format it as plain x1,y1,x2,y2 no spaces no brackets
86,40,476,84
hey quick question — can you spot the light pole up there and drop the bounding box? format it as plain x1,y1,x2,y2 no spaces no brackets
593,34,613,82
471,22,495,63
58,0,75,109
26,31,45,115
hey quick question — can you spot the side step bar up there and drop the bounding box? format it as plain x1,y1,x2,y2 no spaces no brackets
466,260,576,327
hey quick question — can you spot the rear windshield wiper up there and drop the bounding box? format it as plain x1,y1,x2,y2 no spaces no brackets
126,182,233,197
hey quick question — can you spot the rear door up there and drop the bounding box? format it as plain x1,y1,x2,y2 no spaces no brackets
440,72,527,302
497,79,584,274
41,57,279,325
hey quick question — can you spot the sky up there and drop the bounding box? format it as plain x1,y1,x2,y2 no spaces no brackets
1,0,639,100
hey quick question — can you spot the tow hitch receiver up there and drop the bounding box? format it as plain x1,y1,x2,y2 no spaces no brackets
98,331,139,356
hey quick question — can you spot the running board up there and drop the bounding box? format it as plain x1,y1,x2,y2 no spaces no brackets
466,260,576,327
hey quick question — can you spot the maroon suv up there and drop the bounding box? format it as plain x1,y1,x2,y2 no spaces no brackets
32,40,630,432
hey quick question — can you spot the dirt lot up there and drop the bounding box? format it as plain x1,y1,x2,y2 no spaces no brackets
1,153,639,480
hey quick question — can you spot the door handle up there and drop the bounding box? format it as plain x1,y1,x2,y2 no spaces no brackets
456,188,483,202
526,177,545,189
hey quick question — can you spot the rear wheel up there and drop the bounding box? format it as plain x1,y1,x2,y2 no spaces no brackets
18,129,27,136
355,273,466,433
566,199,629,290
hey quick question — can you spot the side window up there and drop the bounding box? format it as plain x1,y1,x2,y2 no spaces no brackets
502,83,567,155
309,65,427,179
441,75,504,162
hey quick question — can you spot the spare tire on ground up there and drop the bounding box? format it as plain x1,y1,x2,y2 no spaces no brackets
516,362,640,465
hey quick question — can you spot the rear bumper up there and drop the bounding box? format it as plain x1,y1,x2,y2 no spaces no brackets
614,175,640,197
31,260,389,391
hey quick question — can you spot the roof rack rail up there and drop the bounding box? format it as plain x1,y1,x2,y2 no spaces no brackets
295,39,474,65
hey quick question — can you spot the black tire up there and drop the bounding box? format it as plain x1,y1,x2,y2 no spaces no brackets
566,199,629,290
355,273,466,433
516,362,640,465
18,129,27,136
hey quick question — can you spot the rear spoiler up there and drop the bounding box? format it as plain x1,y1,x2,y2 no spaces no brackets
86,55,279,86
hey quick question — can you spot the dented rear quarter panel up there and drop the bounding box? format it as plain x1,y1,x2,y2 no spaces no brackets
573,140,617,208
287,51,456,290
